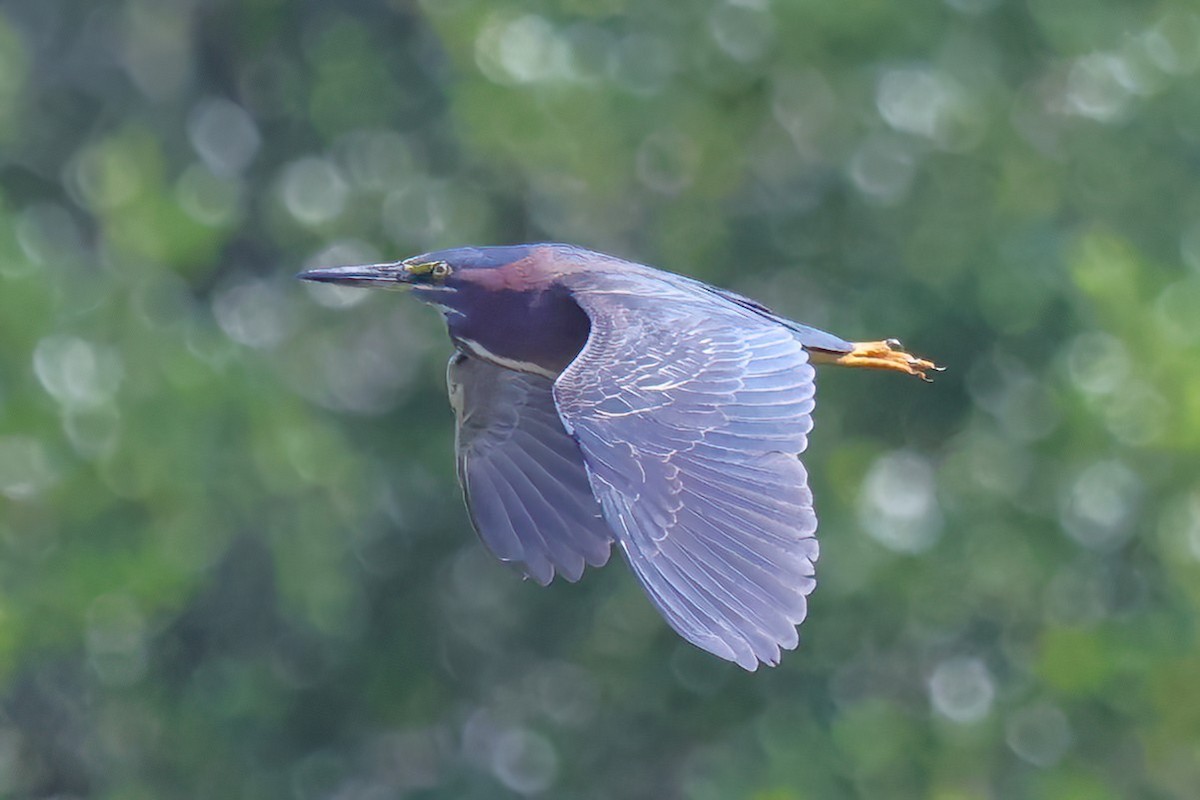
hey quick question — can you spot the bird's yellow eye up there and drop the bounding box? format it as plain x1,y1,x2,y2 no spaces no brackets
404,260,452,280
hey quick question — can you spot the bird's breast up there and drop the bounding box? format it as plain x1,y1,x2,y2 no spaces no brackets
447,286,590,379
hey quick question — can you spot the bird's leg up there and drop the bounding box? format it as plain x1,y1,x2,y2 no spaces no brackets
807,338,945,382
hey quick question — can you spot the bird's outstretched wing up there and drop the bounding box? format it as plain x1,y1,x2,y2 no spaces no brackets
553,273,820,670
448,353,613,584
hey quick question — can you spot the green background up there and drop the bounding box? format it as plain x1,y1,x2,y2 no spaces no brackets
2,0,1199,797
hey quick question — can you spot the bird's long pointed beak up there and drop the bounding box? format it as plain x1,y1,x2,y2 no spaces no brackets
296,262,412,289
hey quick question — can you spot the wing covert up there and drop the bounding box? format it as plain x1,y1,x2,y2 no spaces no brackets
553,273,820,670
449,353,613,584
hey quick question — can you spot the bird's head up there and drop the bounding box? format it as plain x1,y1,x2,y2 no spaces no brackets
297,244,569,308
299,244,593,375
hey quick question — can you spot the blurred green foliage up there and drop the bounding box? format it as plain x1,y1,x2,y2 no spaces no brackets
1,0,1199,797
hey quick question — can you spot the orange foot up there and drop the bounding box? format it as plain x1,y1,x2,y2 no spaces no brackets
808,339,945,382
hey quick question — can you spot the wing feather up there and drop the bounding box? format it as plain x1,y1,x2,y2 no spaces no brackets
449,353,613,584
553,273,821,670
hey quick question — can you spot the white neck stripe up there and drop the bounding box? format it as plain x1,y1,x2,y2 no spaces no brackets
458,339,557,380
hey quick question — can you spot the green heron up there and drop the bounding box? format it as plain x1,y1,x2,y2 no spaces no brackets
300,244,940,670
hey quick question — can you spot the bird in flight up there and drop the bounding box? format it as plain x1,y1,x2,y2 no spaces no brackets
300,244,940,670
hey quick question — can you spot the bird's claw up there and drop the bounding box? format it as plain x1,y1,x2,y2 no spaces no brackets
816,339,945,381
